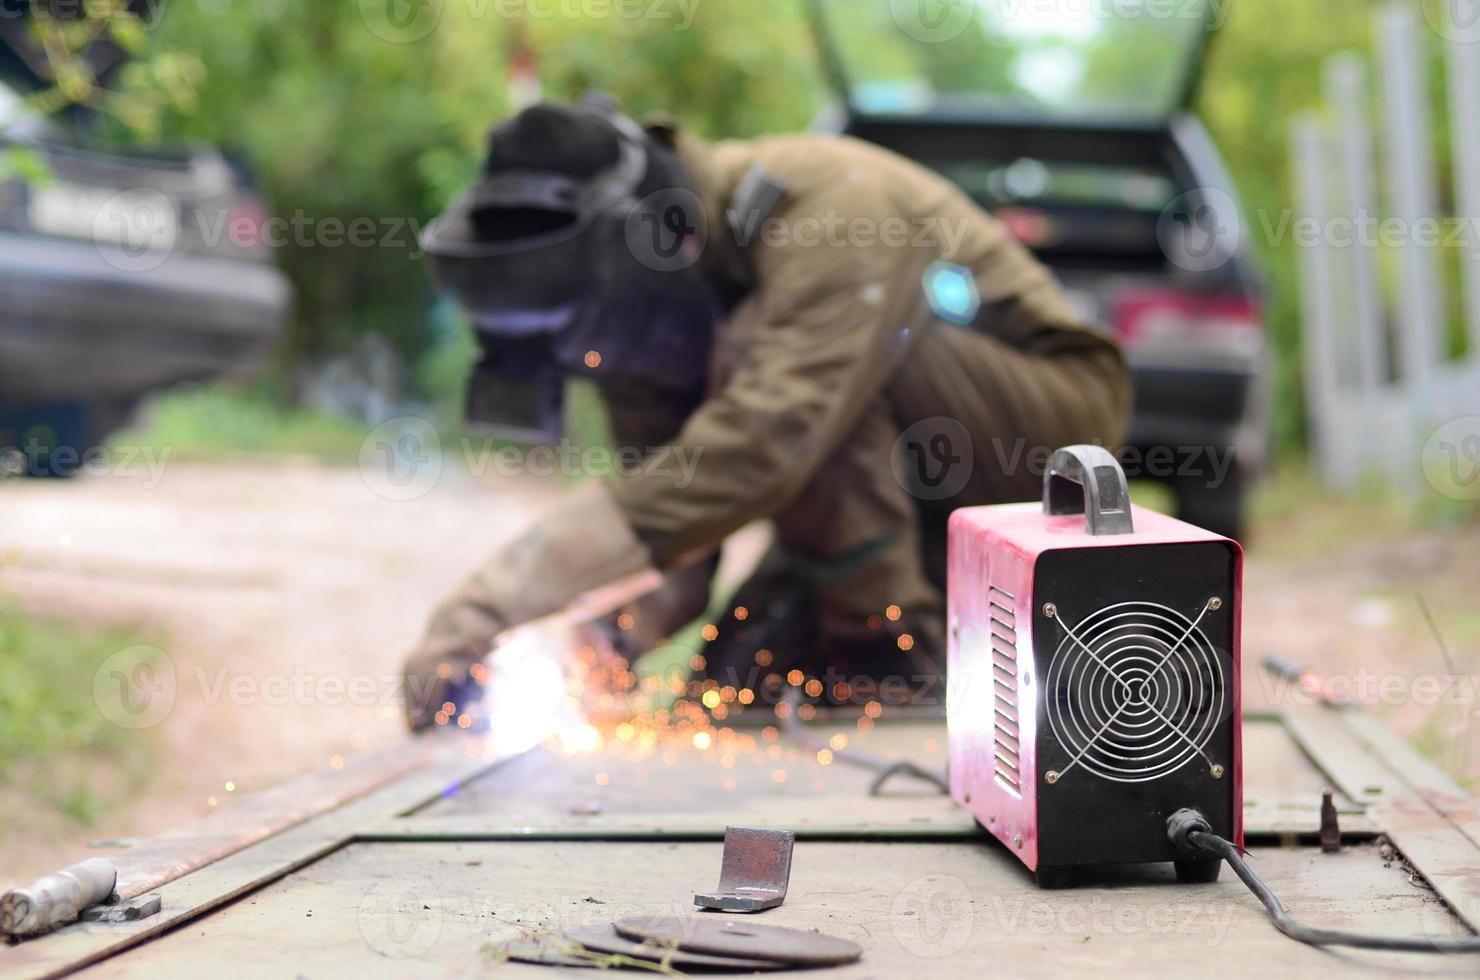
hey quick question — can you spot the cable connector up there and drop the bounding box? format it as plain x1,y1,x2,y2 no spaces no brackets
1166,808,1213,855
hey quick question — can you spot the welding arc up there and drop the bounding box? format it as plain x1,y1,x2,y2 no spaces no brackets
1189,830,1480,954
779,691,947,795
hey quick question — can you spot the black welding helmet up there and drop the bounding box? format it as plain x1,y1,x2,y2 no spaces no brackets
422,98,717,440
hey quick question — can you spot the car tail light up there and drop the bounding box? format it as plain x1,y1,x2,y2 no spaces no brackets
1111,288,1263,358
225,198,269,253
997,206,1054,248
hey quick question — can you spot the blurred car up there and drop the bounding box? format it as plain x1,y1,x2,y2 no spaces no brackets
807,0,1267,539
0,79,291,476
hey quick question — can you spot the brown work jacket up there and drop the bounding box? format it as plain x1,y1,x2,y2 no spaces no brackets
606,129,1130,606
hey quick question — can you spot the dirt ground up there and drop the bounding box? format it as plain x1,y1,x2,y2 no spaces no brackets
0,461,1476,885
0,459,548,882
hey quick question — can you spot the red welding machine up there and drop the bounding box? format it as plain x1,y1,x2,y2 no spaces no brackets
947,445,1242,888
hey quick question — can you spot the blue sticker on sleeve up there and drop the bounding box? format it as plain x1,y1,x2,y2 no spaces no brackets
923,261,981,326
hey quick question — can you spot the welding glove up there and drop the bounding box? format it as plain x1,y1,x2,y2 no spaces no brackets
402,480,654,731
602,552,718,660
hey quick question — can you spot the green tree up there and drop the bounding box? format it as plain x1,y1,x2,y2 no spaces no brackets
130,1,824,395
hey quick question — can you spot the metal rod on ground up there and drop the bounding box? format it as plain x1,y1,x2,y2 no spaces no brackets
1,858,117,939
779,690,947,795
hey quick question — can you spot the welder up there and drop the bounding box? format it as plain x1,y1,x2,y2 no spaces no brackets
403,97,1130,730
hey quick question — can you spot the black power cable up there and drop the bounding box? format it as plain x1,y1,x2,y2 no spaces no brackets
1167,809,1480,955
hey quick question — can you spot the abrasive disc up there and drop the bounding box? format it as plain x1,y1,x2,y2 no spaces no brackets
613,915,862,967
564,923,787,971
487,937,601,968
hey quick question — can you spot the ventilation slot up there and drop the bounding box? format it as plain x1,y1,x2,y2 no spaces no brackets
989,585,1021,794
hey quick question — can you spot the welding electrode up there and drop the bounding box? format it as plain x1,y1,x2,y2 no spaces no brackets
0,858,118,938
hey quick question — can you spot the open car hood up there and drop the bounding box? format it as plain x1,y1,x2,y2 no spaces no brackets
806,0,1226,126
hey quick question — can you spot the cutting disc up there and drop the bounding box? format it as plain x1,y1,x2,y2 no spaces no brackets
613,915,862,967
564,924,787,971
487,937,600,969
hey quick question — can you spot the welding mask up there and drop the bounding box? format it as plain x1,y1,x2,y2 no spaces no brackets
422,100,718,442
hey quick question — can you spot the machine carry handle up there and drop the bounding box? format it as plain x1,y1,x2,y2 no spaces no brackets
1042,445,1135,536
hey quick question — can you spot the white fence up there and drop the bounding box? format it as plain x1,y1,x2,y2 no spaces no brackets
1291,2,1480,494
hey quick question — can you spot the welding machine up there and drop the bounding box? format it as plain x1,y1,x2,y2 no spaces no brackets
947,445,1241,887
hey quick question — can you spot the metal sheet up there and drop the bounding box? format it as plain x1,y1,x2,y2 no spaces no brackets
0,744,497,980
409,718,1349,839
1285,703,1480,931
105,737,469,901
5,712,1473,977
71,841,1476,979
416,723,949,819
359,796,980,842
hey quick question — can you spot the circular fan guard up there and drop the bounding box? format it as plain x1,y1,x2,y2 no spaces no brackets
1045,601,1225,784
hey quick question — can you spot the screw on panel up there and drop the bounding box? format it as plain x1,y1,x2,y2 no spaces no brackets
1013,834,1023,849
1044,770,1060,785
1210,764,1225,779
1042,602,1057,618
1207,597,1223,611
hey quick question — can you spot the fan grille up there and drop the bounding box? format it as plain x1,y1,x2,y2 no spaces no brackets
1044,600,1225,784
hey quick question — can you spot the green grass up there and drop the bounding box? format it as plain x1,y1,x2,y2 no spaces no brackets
0,601,161,826
113,378,616,476
112,386,374,464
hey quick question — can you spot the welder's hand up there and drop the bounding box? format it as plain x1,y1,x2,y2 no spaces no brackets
401,481,655,732
402,599,505,732
603,554,718,660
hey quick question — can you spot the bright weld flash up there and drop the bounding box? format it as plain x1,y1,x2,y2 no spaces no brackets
479,623,589,758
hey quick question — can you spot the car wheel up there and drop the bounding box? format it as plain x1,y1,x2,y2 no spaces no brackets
9,404,88,479
7,399,139,479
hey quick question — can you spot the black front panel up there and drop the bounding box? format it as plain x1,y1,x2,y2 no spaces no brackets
1032,542,1237,868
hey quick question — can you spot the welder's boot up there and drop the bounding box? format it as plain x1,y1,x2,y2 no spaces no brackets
692,552,820,697
696,551,945,717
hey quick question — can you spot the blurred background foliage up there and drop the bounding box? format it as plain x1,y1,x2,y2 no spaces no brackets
133,0,825,404
4,0,1468,451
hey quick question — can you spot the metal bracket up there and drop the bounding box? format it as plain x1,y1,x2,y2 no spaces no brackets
693,827,795,913
80,894,162,925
